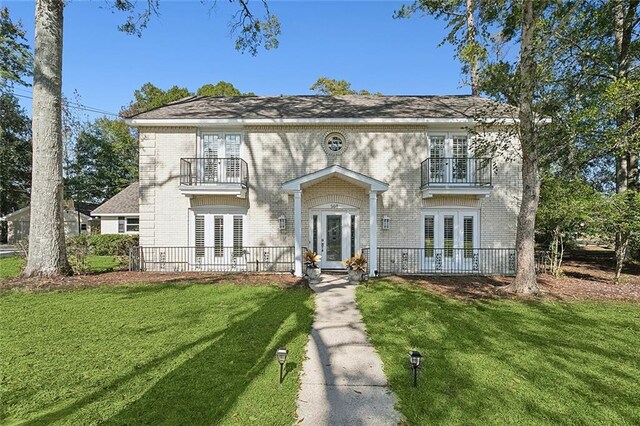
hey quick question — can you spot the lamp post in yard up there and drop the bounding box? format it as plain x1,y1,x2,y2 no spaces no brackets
276,348,288,384
409,351,422,387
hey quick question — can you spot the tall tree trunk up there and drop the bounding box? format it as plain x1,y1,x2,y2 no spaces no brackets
612,0,638,281
512,0,539,294
628,152,638,190
465,0,479,96
24,0,70,276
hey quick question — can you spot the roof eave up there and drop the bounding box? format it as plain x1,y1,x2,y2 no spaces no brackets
124,117,518,127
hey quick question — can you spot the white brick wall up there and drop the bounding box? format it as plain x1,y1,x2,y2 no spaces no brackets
138,125,522,250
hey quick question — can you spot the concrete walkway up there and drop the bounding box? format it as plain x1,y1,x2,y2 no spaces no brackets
296,274,402,425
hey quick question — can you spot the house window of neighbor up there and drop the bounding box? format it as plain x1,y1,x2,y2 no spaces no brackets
118,217,125,233
80,224,87,231
126,218,139,232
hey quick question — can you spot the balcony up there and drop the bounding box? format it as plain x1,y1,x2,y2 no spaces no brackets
179,157,248,197
420,157,493,198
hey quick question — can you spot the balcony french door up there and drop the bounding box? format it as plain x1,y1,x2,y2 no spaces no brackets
201,134,241,183
422,210,479,272
428,135,471,183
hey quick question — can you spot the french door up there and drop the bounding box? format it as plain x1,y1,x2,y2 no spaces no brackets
428,135,470,183
191,213,245,270
201,134,241,182
422,210,479,272
309,211,358,269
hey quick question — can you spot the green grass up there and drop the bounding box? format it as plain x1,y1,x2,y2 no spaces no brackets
0,256,24,279
357,280,640,425
0,283,314,425
0,255,124,279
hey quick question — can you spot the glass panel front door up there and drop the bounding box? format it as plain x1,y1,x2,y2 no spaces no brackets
314,211,358,269
325,215,342,262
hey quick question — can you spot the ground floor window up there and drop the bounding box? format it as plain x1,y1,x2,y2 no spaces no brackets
126,218,139,233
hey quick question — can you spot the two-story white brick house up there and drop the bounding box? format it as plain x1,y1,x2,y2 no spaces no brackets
125,95,521,276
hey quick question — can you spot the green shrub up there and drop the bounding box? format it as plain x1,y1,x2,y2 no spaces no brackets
67,234,91,274
88,234,139,256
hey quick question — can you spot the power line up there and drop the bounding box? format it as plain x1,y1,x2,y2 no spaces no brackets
12,93,119,117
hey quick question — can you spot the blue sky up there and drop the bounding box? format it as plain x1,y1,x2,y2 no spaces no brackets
6,1,467,119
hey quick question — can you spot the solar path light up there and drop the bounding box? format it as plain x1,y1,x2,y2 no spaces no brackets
276,347,288,383
409,350,422,387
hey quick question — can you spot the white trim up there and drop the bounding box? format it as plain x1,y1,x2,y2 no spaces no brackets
422,187,492,198
282,165,389,193
369,191,378,277
294,190,303,276
126,117,527,127
92,213,140,218
179,185,247,198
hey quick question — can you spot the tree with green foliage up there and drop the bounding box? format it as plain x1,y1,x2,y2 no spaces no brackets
394,0,485,96
0,7,32,243
0,89,31,242
411,0,595,293
26,0,279,276
65,118,138,204
120,83,191,117
597,190,640,281
0,7,32,87
196,81,252,96
536,177,601,276
310,77,378,95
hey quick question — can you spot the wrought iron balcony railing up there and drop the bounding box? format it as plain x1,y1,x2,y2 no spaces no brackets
420,157,492,187
180,157,249,187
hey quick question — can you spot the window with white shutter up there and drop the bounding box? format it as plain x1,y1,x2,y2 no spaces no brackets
214,216,224,257
444,216,454,257
195,215,205,258
424,216,434,257
233,215,243,257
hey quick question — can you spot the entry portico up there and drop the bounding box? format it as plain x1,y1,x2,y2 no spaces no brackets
282,165,389,277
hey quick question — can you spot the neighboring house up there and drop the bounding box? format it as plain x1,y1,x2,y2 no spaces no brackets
91,182,140,234
125,95,521,275
1,200,93,244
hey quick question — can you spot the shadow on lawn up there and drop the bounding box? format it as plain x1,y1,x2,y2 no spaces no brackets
24,287,312,425
362,283,640,424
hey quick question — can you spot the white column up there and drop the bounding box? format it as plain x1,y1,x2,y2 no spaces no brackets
294,190,303,277
369,190,378,277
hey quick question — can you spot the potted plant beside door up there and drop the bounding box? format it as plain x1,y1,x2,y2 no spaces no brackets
343,252,367,284
304,250,322,283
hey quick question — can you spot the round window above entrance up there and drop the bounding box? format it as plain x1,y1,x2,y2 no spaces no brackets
323,132,347,155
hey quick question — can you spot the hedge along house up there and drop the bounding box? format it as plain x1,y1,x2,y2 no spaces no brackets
91,182,140,235
125,95,521,275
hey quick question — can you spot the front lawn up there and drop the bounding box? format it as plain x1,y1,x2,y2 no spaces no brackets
0,283,313,424
0,255,124,279
357,280,640,425
0,256,24,279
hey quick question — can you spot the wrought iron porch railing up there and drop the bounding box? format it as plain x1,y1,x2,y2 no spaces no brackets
130,246,294,273
420,157,492,187
366,247,517,275
180,157,249,187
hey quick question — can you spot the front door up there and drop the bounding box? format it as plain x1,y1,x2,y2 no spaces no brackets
309,210,358,269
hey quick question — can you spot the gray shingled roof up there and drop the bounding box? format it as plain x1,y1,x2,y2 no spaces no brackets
127,95,513,120
91,182,139,216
